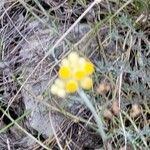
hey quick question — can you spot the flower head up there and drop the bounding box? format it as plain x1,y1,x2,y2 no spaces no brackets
50,51,95,98
59,66,71,79
73,69,85,80
61,58,69,66
50,85,58,95
83,61,94,75
65,79,78,93
57,89,66,98
80,77,93,90
68,52,79,64
50,83,66,98
55,79,65,88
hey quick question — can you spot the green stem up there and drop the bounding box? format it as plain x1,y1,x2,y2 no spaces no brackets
78,90,107,142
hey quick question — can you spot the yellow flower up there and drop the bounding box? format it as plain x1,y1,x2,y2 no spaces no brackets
83,61,94,75
50,85,58,95
73,69,85,80
65,79,78,93
80,77,93,90
57,89,66,98
55,79,65,88
50,52,95,97
59,66,71,79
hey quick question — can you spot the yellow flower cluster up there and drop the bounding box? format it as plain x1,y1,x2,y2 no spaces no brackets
50,52,94,98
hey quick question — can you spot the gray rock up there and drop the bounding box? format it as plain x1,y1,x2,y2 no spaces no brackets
20,20,90,138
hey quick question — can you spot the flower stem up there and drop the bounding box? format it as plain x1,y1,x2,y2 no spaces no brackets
78,90,107,142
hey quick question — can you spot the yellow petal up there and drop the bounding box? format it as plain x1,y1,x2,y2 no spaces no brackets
57,89,66,98
65,80,78,93
50,85,58,95
58,66,71,79
80,77,93,90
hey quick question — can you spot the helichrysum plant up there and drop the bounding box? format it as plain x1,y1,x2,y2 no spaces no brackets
50,51,94,98
50,51,106,143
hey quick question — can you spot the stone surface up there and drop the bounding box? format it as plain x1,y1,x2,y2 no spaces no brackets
20,20,90,138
